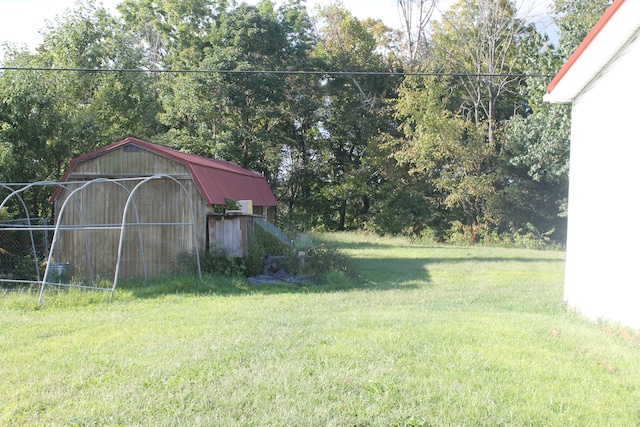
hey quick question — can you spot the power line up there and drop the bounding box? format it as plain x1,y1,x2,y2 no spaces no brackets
0,66,555,78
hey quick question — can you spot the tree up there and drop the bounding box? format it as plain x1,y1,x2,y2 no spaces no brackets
37,0,161,145
394,76,497,237
429,0,526,145
0,53,67,217
311,4,400,230
389,0,529,238
395,0,439,70
0,0,159,216
151,0,317,187
505,21,569,185
117,0,219,68
553,0,611,60
365,115,450,237
275,7,326,227
495,0,611,242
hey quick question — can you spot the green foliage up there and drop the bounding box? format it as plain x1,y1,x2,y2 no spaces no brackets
553,0,612,60
303,4,400,232
246,229,364,286
1,0,600,247
199,250,247,277
176,226,362,287
210,198,241,214
386,0,582,244
10,254,40,282
445,220,564,250
0,0,160,212
176,248,245,277
428,0,525,133
0,226,46,283
245,226,292,276
394,76,498,228
497,14,571,242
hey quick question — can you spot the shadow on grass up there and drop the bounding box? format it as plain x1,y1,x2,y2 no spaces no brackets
351,257,431,287
115,266,424,300
115,253,562,300
33,237,564,303
26,252,423,304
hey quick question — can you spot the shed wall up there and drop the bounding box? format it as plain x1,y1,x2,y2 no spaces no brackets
71,145,192,177
208,215,255,257
54,147,207,279
564,30,640,328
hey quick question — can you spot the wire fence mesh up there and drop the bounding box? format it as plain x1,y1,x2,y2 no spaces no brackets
0,218,53,284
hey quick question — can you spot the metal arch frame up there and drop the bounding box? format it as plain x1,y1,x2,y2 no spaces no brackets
1,181,77,285
1,183,44,282
0,176,203,305
38,178,144,304
111,174,203,300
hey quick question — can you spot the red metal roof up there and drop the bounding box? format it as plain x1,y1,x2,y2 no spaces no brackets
56,137,278,206
546,0,627,95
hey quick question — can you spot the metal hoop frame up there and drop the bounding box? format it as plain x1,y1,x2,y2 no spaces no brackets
0,175,202,305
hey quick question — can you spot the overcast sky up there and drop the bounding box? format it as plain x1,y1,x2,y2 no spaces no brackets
0,0,556,59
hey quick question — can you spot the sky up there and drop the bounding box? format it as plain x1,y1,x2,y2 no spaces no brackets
0,0,556,59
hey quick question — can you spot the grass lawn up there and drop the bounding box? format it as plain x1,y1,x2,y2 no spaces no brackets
1,233,639,426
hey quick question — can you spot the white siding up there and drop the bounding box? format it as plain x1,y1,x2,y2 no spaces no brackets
564,30,640,328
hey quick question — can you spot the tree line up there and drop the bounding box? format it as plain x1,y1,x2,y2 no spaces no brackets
0,0,610,246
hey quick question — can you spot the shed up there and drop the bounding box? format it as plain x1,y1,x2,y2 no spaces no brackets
544,0,640,328
52,137,278,279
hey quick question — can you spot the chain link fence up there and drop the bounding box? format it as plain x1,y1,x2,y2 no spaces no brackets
0,218,53,283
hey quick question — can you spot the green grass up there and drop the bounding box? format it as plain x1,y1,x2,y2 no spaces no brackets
1,233,639,426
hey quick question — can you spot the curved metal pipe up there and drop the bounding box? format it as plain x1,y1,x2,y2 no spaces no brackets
112,174,202,300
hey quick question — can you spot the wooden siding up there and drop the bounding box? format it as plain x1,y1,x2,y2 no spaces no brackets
71,146,191,177
208,215,255,257
252,205,276,223
54,147,206,279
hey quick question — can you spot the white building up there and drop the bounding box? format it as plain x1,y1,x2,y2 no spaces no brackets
544,0,640,329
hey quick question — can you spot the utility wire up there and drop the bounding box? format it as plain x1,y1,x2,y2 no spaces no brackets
0,66,555,78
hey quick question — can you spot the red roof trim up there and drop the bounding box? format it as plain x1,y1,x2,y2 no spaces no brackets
546,0,626,94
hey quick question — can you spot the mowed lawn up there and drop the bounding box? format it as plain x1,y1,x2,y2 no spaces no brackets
2,233,639,426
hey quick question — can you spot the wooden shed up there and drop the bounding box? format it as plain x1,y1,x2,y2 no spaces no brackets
544,0,640,328
51,137,278,279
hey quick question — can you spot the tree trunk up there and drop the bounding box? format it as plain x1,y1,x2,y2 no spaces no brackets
338,199,347,231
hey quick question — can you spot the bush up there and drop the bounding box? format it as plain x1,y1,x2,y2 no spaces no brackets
201,249,247,277
445,221,564,250
245,227,292,276
178,228,363,286
176,248,245,277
